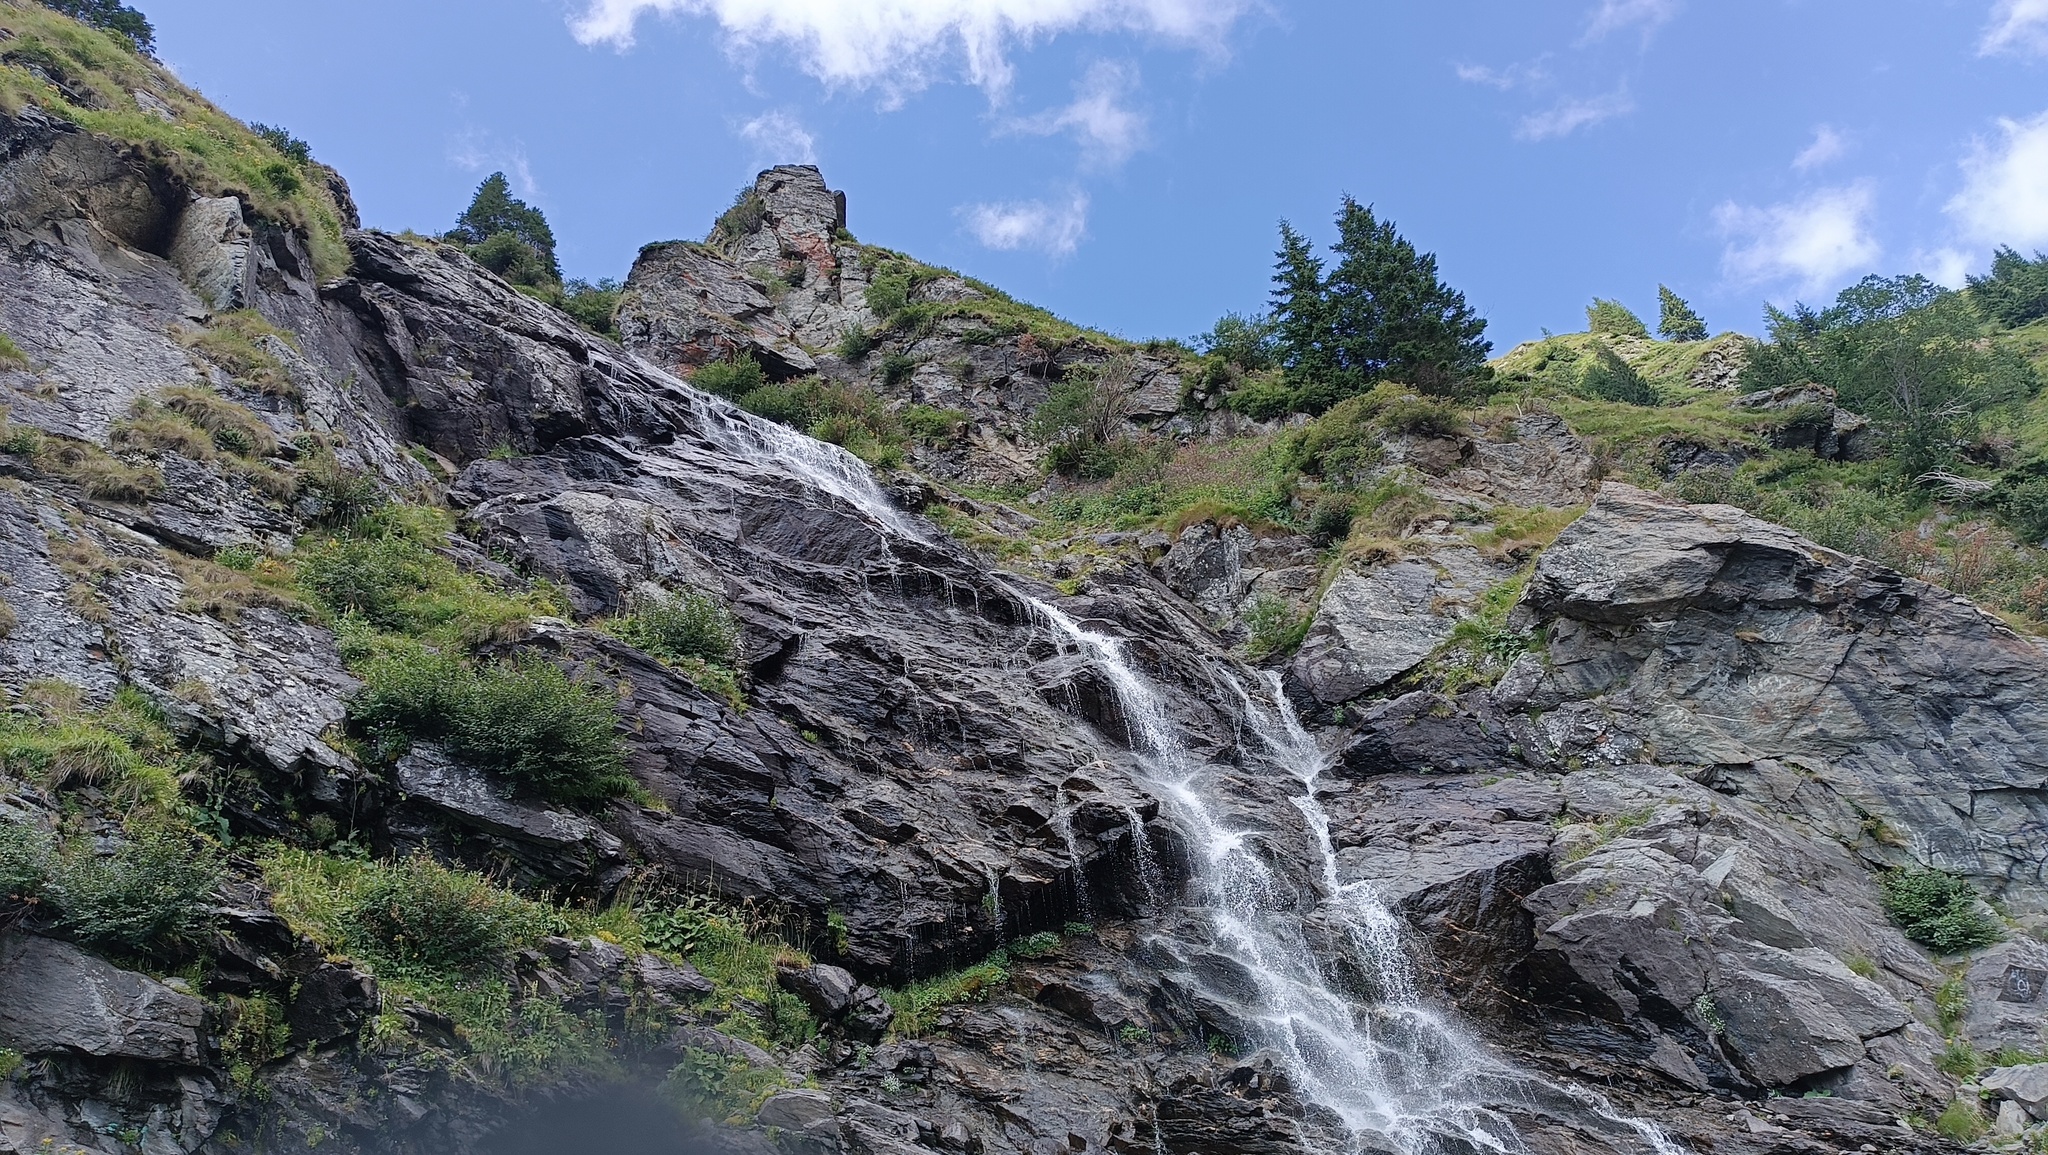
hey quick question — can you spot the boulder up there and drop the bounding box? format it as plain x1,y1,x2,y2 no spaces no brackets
1293,540,1510,705
779,964,896,1044
166,195,252,309
1983,1064,2048,1121
0,934,206,1063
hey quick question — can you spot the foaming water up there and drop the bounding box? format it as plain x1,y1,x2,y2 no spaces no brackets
650,364,1684,1155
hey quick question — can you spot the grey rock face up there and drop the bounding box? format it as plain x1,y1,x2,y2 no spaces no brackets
1504,483,2048,908
779,964,895,1043
0,934,207,1063
394,744,625,878
1983,1063,2048,1121
166,195,251,309
1734,382,1873,461
1293,539,1512,705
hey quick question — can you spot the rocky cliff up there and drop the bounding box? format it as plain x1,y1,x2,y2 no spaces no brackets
1,14,2044,1155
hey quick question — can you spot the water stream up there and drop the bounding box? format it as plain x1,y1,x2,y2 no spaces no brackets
653,368,1685,1155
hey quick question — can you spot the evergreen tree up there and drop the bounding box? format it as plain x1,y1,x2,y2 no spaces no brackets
448,173,560,288
1266,199,1490,411
1657,285,1709,342
1967,247,2048,328
1586,298,1649,339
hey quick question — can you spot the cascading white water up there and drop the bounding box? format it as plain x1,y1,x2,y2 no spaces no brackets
647,364,1685,1155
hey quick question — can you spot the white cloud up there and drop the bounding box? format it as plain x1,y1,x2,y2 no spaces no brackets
1918,247,1975,288
1581,0,1681,43
738,111,817,165
1715,184,1881,294
1006,61,1146,167
1793,125,1847,171
959,193,1089,255
570,0,1248,96
1516,88,1633,141
1982,0,2048,56
1455,58,1549,90
1945,110,2048,249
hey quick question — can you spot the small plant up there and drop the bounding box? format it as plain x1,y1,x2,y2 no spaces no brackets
1879,869,2002,954
883,954,1013,1037
691,355,766,400
836,327,878,362
1009,931,1062,959
0,1048,21,1081
1242,596,1309,660
249,122,311,165
0,334,28,368
49,819,223,959
1119,1024,1151,1045
214,543,260,571
1935,1097,1985,1143
708,189,769,248
1935,973,1970,1034
1377,394,1462,437
1934,1038,1981,1078
0,821,52,906
1692,992,1726,1035
342,853,541,972
900,404,967,446
879,351,917,387
611,590,739,667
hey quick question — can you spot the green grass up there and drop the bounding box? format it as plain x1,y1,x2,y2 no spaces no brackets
0,5,351,278
0,683,188,809
0,333,27,369
880,930,1078,1037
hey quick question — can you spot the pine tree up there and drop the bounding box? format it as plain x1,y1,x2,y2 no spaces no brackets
448,173,560,288
1967,247,2048,328
1587,298,1649,339
1657,285,1709,342
1266,200,1489,412
40,0,154,54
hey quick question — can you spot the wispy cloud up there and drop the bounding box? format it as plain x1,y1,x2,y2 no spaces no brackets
1946,109,2048,249
1454,58,1549,90
1982,0,2048,56
1581,0,1681,44
1005,61,1147,168
737,111,817,165
959,193,1089,256
1517,88,1633,141
570,0,1250,97
449,131,540,197
1715,184,1881,294
1792,125,1848,171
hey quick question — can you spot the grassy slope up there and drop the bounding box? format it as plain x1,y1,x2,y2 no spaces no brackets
0,0,351,278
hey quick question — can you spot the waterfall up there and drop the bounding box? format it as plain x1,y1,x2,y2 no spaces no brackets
648,365,1686,1155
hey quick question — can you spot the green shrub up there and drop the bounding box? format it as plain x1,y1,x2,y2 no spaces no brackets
297,535,432,630
1995,470,2048,545
901,404,967,446
864,273,912,320
1935,1097,1985,1143
1586,298,1649,339
1225,371,1295,421
664,1047,790,1124
1581,344,1658,406
1196,311,1277,370
1242,596,1309,660
37,0,154,54
0,821,51,904
49,819,222,958
561,278,621,338
708,189,767,248
1967,246,2048,328
1878,869,2002,953
344,853,540,972
692,356,766,400
1306,494,1355,543
879,351,917,387
612,590,738,666
249,122,310,165
883,956,1012,1037
351,647,629,807
836,327,878,362
299,459,385,529
1378,394,1463,437
0,334,28,368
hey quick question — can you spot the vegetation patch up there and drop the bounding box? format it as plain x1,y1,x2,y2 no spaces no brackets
606,589,746,708
1878,869,2002,954
181,312,295,397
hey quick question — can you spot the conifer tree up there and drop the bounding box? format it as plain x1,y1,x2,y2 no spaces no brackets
1587,298,1649,339
1657,285,1709,342
448,173,560,288
1267,199,1490,411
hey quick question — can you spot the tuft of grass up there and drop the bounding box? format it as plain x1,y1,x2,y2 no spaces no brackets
607,590,745,709
883,956,1011,1038
0,684,188,810
1934,1098,1985,1143
1242,595,1309,660
0,333,27,369
180,312,296,397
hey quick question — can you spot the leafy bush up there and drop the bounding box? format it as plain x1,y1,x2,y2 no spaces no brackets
0,334,28,368
1378,393,1462,436
1031,357,1140,478
1586,298,1649,339
248,122,310,165
864,272,912,320
297,534,433,630
665,1047,791,1124
1242,596,1309,660
0,821,51,905
351,648,629,807
49,820,222,957
37,0,153,54
1226,371,1295,421
1995,468,2048,545
1581,344,1658,406
1878,868,2002,954
560,278,621,337
1306,494,1356,543
612,591,738,666
299,459,384,529
836,326,878,362
879,351,917,387
1197,311,1278,370
884,956,1012,1037
344,854,540,972
901,404,967,446
692,356,766,400
448,173,559,286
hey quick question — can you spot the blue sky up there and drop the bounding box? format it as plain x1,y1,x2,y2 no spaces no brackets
148,0,2048,350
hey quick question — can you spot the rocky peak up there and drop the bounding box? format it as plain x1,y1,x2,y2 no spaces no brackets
722,163,846,268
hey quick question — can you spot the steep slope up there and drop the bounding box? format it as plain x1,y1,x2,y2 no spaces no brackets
0,15,2043,1155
